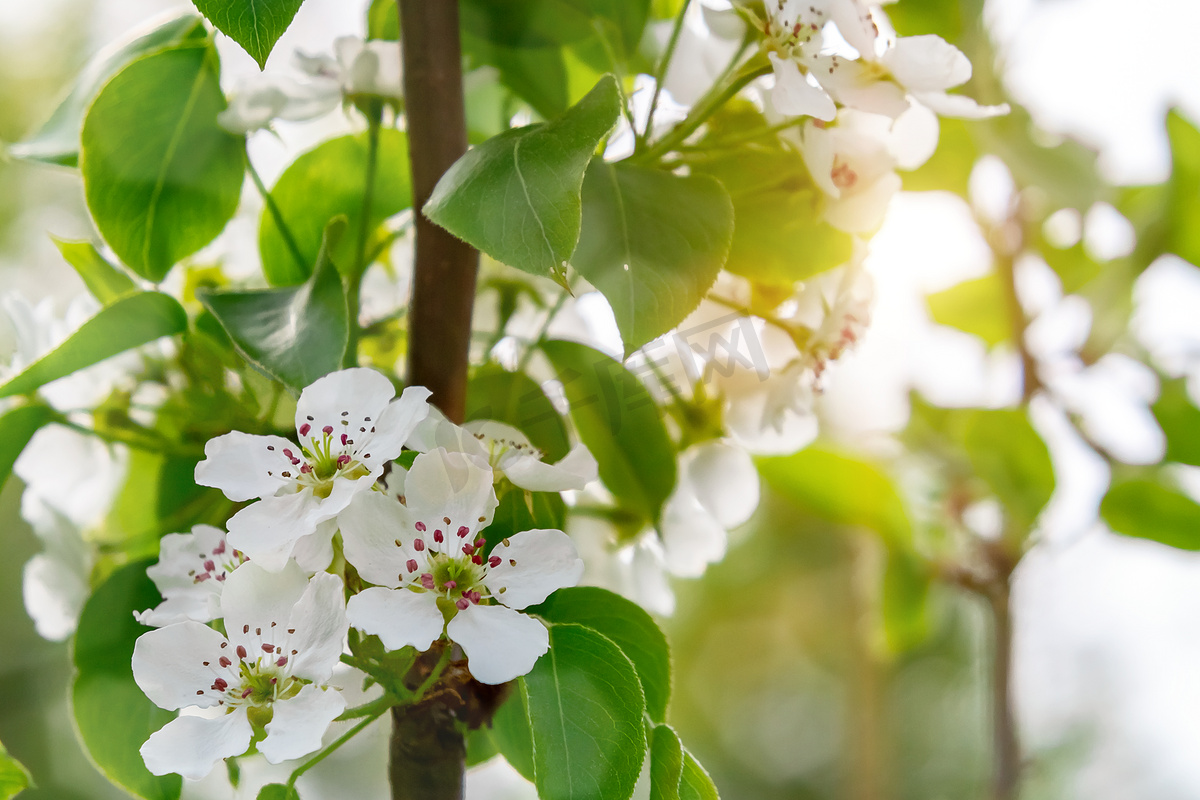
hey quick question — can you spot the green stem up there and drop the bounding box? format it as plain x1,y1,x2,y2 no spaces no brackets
637,58,771,162
53,415,204,459
413,642,454,702
336,694,397,722
248,159,307,277
287,704,390,789
642,0,693,146
516,288,570,371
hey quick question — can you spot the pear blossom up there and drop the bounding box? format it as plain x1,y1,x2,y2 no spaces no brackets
133,563,348,780
799,112,904,233
195,368,431,570
753,0,837,121
409,410,598,492
135,525,248,627
20,495,91,641
218,36,403,134
339,448,583,684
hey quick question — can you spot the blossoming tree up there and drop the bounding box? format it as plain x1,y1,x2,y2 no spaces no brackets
2,0,1198,798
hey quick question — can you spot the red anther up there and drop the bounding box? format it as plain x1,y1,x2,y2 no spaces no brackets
420,573,435,589
291,458,302,466
340,433,349,445
470,591,482,603
455,598,470,610
236,646,248,660
216,574,226,582
299,423,311,436
444,580,457,590
433,530,444,543
415,521,426,532
462,543,475,556
337,454,351,467
472,555,483,566
323,425,334,435
300,463,312,474
407,559,418,573
241,688,253,699
213,541,226,555
283,449,294,459
204,560,216,572
262,643,275,653
457,526,469,538
276,656,288,667
413,539,425,552
194,573,210,583
212,678,228,691
219,656,232,668
489,556,502,568
474,537,485,549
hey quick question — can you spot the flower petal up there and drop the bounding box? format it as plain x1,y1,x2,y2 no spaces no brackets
221,562,311,655
294,367,396,442
660,487,727,578
226,491,322,572
133,622,230,711
769,53,836,122
292,518,338,573
355,384,433,464
260,684,346,764
881,34,971,92
502,443,598,492
195,432,296,502
285,572,349,684
685,442,759,529
407,406,488,459
911,91,1010,119
339,490,419,588
141,708,253,780
447,603,549,685
347,587,445,651
404,448,497,542
484,528,583,610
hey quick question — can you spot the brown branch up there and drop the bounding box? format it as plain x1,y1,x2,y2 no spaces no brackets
986,550,1021,800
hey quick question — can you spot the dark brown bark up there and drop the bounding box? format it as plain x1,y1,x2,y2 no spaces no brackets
988,568,1021,800
389,701,466,800
401,0,478,425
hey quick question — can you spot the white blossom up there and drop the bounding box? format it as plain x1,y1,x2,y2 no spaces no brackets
135,525,249,627
133,563,348,780
195,368,431,571
339,448,583,684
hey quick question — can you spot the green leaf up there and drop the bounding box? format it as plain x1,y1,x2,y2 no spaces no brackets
464,33,570,120
541,339,676,523
425,75,619,286
573,162,733,356
961,409,1054,533
191,0,306,68
0,292,187,400
0,404,55,491
52,237,139,304
367,0,398,39
461,0,650,54
465,726,499,766
1101,476,1200,551
926,273,1009,347
756,447,912,544
1154,379,1200,467
527,586,671,722
255,784,300,800
479,488,567,554
488,680,536,782
0,738,34,800
678,750,719,800
881,549,932,655
523,624,647,800
1165,109,1200,267
8,13,205,167
81,43,246,282
201,219,349,392
466,364,570,462
649,724,683,800
260,129,412,285
73,560,181,800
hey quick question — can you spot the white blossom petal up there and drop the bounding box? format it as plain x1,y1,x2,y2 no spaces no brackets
294,368,398,441
291,518,338,572
195,432,296,502
685,442,760,529
825,170,901,233
483,529,583,610
285,572,350,684
769,53,836,122
141,709,253,780
221,562,311,654
225,490,323,571
260,684,346,764
660,487,727,578
22,553,87,640
408,407,488,458
880,34,971,91
133,622,230,711
357,385,433,462
502,443,598,492
403,449,498,539
347,587,445,651
447,603,549,685
911,90,1010,119
339,490,420,587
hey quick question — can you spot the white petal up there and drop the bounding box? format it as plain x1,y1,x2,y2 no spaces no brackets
829,1,878,57
194,432,295,502
769,54,836,122
814,57,909,119
133,622,230,711
217,84,289,134
881,34,971,91
355,384,433,463
685,442,760,529
408,407,488,459
22,554,87,640
294,368,397,442
484,529,583,610
447,604,549,684
226,491,321,571
660,488,727,578
339,490,419,588
134,594,217,628
285,572,349,684
630,540,676,616
404,449,498,541
825,170,901,233
347,587,445,651
221,562,310,654
800,121,840,198
141,709,253,780
260,684,346,764
911,91,1010,119
291,518,337,572
502,443,598,492
276,78,342,121
888,101,940,169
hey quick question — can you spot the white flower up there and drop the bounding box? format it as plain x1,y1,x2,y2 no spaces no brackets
799,112,904,233
195,368,431,571
133,562,349,780
409,410,598,492
339,448,583,684
218,37,403,134
20,494,91,641
754,0,837,121
135,525,249,627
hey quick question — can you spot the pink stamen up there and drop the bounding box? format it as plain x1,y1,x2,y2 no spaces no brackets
219,656,232,668
420,573,435,589
415,521,426,532
457,526,469,538
299,423,311,436
323,425,334,435
489,556,501,568
212,678,228,691
407,559,418,573
241,688,253,699
300,463,312,474
462,543,475,556
433,530,444,543
262,643,275,653
204,560,216,572
340,433,349,445
472,555,483,566
283,448,294,460
413,539,425,552
444,580,457,590
337,454,351,467
455,598,470,610
213,541,226,555
236,646,247,660
276,656,288,667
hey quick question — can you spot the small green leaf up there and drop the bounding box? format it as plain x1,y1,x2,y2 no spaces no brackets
961,408,1054,533
541,339,676,524
0,404,55,490
81,43,246,282
678,750,719,800
201,219,349,392
573,162,733,355
366,0,398,39
926,273,1010,347
1101,476,1200,551
0,292,187,400
465,726,499,766
460,0,650,54
527,586,671,722
479,488,566,553
488,680,536,782
523,624,647,800
52,237,139,304
74,561,181,800
8,13,205,167
0,738,34,800
464,33,570,120
191,0,306,68
881,549,931,655
260,129,412,285
756,447,912,545
255,784,300,800
466,365,570,462
1165,109,1200,267
1154,379,1200,467
649,725,683,800
425,76,619,285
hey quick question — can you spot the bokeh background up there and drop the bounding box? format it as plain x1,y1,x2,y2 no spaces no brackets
3,0,1200,798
